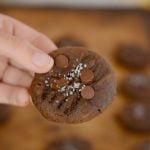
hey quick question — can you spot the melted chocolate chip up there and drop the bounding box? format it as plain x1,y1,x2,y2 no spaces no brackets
80,69,94,84
55,54,69,69
81,86,95,99
51,78,66,90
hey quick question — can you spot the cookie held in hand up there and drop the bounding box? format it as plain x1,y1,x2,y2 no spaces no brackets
30,47,116,123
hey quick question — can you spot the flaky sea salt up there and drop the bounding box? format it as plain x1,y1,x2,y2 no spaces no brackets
46,84,50,87
45,80,49,84
56,100,59,104
57,62,87,97
64,63,87,81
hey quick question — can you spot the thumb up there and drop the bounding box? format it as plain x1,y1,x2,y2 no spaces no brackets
0,32,54,73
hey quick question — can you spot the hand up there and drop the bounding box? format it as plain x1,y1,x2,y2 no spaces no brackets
0,14,56,106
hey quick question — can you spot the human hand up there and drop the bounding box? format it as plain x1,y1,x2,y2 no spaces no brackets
0,14,56,106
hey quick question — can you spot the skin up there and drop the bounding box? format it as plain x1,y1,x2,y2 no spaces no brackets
0,14,57,107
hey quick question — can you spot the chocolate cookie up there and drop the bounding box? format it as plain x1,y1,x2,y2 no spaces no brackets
115,44,150,69
56,36,85,47
133,140,150,150
117,102,150,132
121,74,150,99
45,137,93,150
0,104,12,124
31,47,116,123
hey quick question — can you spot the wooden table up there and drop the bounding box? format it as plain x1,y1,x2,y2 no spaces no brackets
0,8,149,150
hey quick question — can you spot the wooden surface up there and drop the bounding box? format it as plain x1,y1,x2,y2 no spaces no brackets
0,8,149,150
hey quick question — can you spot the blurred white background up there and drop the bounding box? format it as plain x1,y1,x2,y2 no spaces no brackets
0,0,147,8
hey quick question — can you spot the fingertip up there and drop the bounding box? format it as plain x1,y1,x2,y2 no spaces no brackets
47,40,57,51
32,52,54,73
44,55,54,71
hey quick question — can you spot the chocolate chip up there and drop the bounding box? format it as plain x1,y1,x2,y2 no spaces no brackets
80,69,94,84
81,86,95,99
51,78,66,90
55,54,69,68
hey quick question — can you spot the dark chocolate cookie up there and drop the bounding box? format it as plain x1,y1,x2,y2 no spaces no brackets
56,36,85,47
115,44,150,69
31,47,116,123
133,140,150,150
117,102,150,132
121,74,150,99
0,104,12,124
45,137,93,150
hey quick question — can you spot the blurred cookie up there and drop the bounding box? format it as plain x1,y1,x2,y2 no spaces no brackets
115,44,150,70
117,102,150,132
31,47,116,123
45,136,93,150
56,36,85,47
121,74,150,99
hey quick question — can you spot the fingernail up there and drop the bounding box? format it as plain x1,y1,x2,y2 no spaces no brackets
32,52,53,68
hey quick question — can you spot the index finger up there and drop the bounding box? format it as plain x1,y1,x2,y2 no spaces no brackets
0,14,57,53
